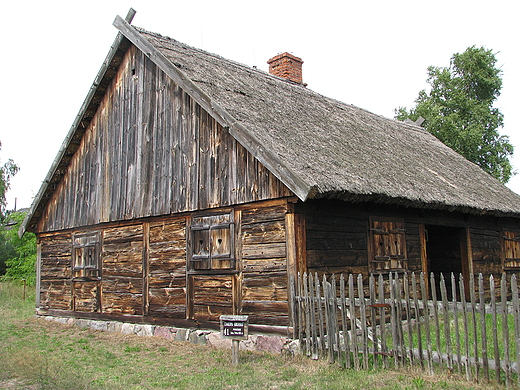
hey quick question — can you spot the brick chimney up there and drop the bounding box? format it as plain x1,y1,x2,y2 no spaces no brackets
267,52,304,84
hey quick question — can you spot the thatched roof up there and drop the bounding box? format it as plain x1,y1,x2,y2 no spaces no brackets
134,27,520,217
20,15,520,235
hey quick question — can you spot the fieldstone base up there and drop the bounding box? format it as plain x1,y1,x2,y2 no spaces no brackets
40,316,300,354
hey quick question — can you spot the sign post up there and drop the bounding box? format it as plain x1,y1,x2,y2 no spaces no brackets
220,315,249,365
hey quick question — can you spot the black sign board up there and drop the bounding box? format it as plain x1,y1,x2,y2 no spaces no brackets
220,315,249,340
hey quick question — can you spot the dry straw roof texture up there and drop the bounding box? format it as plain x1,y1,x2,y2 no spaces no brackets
139,29,520,217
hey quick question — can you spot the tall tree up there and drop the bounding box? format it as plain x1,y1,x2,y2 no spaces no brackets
395,46,514,183
0,141,19,219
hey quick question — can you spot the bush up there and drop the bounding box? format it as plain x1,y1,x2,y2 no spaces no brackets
0,211,36,285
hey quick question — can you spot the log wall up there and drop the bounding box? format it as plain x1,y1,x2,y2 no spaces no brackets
299,199,520,284
37,199,292,327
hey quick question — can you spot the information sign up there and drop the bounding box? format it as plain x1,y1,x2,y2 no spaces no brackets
220,315,249,340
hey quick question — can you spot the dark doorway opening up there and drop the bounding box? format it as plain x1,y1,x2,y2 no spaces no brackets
426,225,465,300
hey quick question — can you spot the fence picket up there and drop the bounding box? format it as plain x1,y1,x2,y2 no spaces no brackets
440,274,452,372
469,273,479,381
501,274,511,386
302,273,310,357
332,274,340,365
412,273,424,369
340,274,351,368
293,272,519,386
478,274,489,382
358,274,368,369
348,273,360,370
369,274,378,369
511,274,520,386
389,273,398,368
403,272,414,363
323,276,333,364
309,273,318,359
490,274,500,382
451,273,462,374
378,273,388,369
430,272,441,361
315,273,325,356
296,274,304,350
459,275,471,381
420,272,433,374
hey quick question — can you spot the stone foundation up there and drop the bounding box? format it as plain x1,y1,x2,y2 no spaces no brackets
40,315,300,355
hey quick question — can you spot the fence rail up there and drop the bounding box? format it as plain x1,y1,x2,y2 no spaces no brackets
290,272,520,386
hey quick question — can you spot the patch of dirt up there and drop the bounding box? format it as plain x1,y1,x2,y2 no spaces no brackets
0,378,39,389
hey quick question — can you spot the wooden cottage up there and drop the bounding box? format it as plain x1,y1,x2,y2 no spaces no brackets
21,12,520,334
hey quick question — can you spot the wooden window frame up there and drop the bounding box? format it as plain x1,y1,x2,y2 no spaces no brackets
72,231,101,281
188,211,236,275
368,217,408,273
502,229,520,271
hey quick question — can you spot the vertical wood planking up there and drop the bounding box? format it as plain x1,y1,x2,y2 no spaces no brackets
39,46,293,233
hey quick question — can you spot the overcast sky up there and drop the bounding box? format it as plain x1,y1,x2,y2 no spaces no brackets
2,0,519,210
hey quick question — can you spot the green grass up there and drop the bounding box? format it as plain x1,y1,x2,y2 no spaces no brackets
0,282,504,389
397,309,518,363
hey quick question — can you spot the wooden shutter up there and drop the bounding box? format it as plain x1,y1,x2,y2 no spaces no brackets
370,218,407,272
190,212,235,271
72,232,101,279
503,231,520,270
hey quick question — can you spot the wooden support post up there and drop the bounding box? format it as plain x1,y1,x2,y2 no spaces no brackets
232,340,240,365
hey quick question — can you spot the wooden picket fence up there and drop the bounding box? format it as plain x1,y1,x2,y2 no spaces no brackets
290,272,520,386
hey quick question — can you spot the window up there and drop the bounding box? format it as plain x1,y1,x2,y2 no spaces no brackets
369,217,407,272
72,232,101,279
503,230,520,270
189,212,235,272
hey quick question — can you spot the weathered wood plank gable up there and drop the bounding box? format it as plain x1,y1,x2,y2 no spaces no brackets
38,45,291,233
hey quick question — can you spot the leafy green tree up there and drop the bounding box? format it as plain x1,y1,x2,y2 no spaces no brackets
0,141,19,219
1,211,36,284
395,46,514,183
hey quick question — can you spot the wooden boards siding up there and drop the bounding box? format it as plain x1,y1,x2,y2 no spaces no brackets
39,232,72,310
471,227,503,275
102,225,144,315
300,200,515,283
148,219,187,318
240,203,289,325
38,45,291,233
